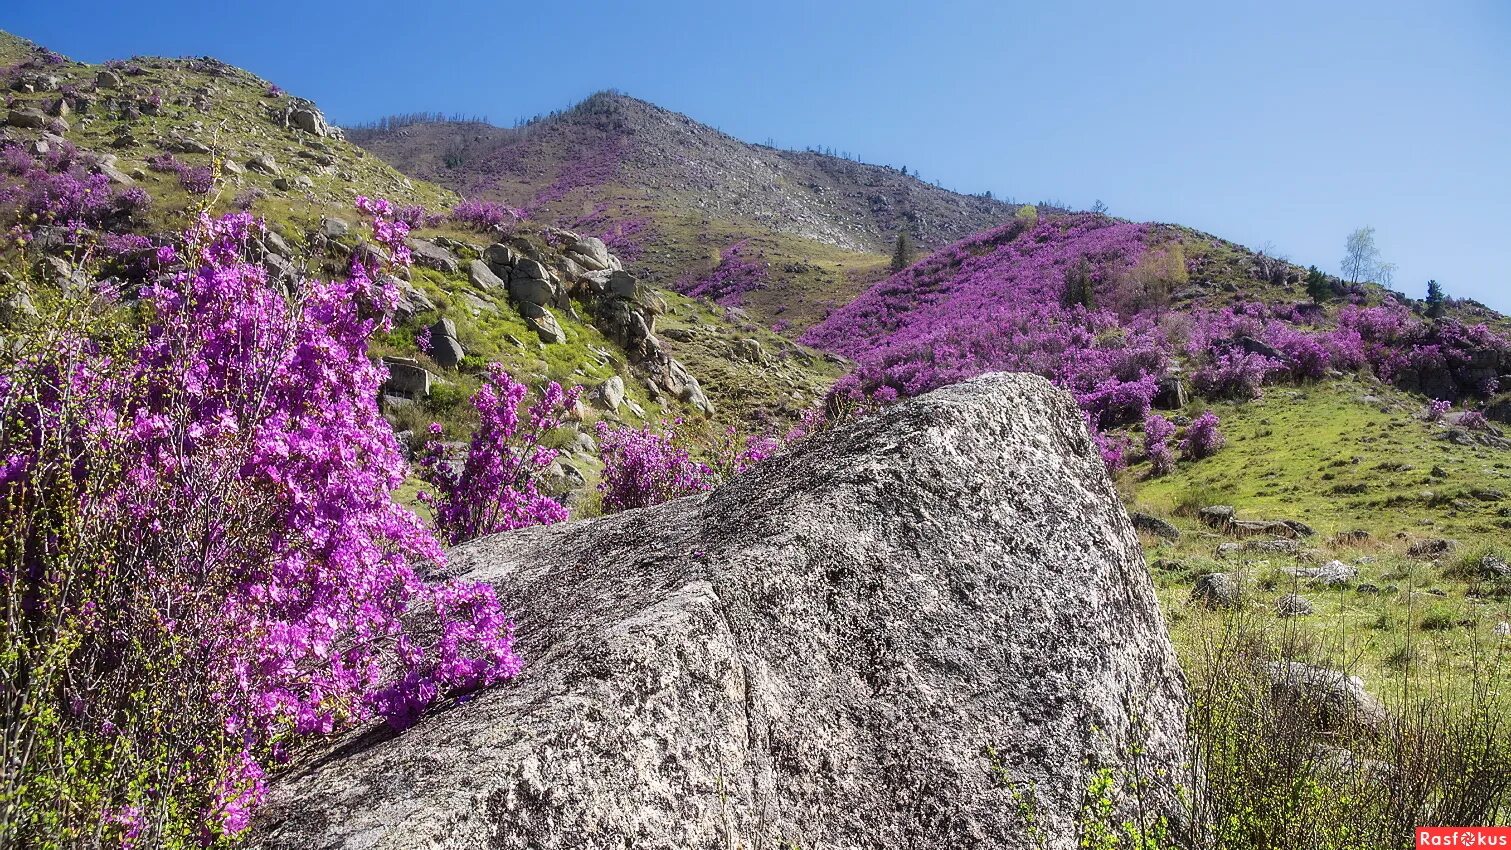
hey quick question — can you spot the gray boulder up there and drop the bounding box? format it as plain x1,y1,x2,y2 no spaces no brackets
590,375,626,412
566,236,612,271
1266,662,1388,733
483,241,518,269
406,238,459,275
380,356,433,399
246,153,280,175
1275,593,1314,617
428,317,465,368
251,373,1190,850
509,274,558,308
1198,504,1235,527
468,259,504,292
1129,511,1180,541
6,108,46,129
1192,572,1242,608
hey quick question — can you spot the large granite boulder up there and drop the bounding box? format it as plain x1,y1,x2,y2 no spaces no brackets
252,373,1190,850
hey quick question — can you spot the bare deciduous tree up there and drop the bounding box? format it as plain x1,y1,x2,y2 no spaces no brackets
1341,227,1386,285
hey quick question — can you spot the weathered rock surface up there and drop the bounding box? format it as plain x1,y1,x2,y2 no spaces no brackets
252,373,1189,850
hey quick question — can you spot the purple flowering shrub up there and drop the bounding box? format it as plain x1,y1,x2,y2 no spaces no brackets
675,240,770,305
1191,349,1281,400
569,204,652,262
1144,413,1176,476
0,142,150,229
451,198,524,231
1425,399,1452,421
710,427,781,477
0,200,522,845
595,420,782,513
416,366,581,545
147,150,216,195
595,419,718,512
802,215,1162,454
1459,410,1492,432
525,136,626,214
1181,411,1225,460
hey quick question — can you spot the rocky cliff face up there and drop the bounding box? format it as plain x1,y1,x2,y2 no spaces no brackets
252,373,1189,850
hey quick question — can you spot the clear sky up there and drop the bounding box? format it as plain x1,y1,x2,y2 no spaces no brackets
7,1,1508,309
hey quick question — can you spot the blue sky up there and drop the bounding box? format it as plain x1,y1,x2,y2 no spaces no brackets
7,1,1508,309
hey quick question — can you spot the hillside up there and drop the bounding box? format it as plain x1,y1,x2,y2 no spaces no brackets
0,35,841,441
347,92,1020,328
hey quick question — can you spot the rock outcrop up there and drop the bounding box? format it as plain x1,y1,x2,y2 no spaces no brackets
252,373,1189,850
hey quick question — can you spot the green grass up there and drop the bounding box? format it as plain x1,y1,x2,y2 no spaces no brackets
1133,377,1511,540
1126,382,1511,702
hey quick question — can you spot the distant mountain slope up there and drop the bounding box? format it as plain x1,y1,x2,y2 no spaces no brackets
348,93,1023,331
349,92,1015,254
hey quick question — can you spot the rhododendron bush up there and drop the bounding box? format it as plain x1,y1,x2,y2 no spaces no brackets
418,366,580,545
596,420,779,513
0,201,520,846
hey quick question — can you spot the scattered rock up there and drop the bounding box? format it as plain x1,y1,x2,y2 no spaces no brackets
407,239,460,275
6,108,46,129
1275,593,1314,617
564,236,611,271
1281,519,1316,537
428,317,465,368
733,337,767,364
1466,554,1511,581
380,356,433,399
1330,530,1370,546
1266,662,1388,733
522,304,566,344
319,217,350,239
1407,538,1457,558
1130,511,1180,541
246,153,280,175
483,241,517,270
251,373,1191,850
170,137,212,154
1198,505,1236,527
589,376,626,412
1229,519,1299,539
467,259,504,292
1192,572,1242,608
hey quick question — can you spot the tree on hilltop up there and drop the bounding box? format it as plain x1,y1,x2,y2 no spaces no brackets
1426,279,1446,318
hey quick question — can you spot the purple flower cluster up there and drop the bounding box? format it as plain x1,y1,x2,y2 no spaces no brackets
0,142,149,228
569,204,651,262
416,366,580,545
525,137,625,213
451,198,523,231
146,150,214,195
595,419,717,512
1,201,520,844
595,420,780,513
1144,413,1176,476
674,240,770,305
803,215,1161,440
1181,411,1225,460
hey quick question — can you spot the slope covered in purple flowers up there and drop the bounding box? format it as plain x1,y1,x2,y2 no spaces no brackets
803,212,1511,465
